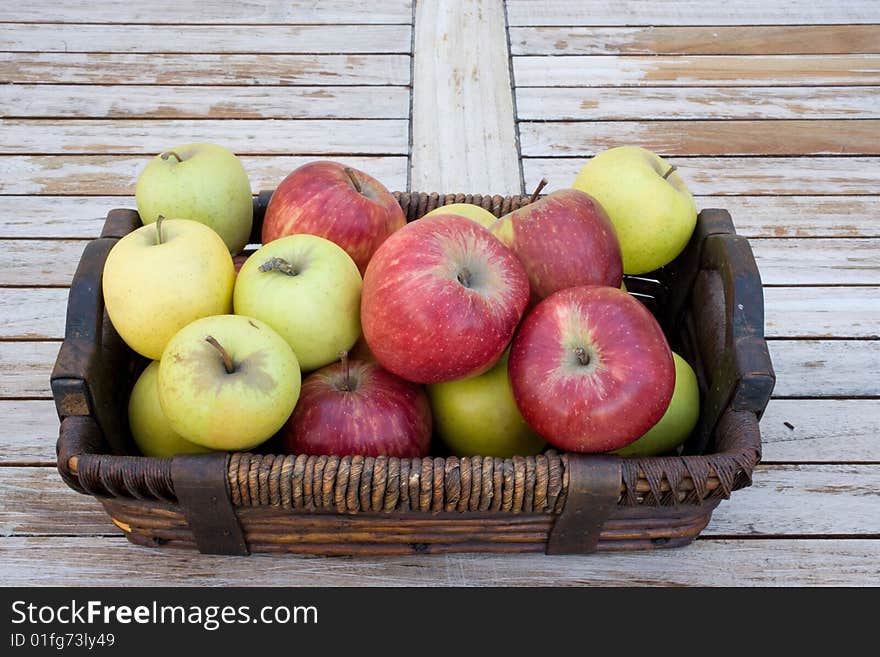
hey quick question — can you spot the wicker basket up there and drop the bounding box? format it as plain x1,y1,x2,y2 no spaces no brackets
51,191,775,555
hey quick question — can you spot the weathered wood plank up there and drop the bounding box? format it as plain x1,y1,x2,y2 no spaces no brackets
0,24,412,54
4,240,86,286
516,87,880,121
509,25,880,55
0,1,413,24
505,1,880,26
513,55,880,87
769,340,880,397
764,287,880,338
0,119,409,155
0,53,411,86
0,341,60,398
0,156,409,196
0,400,58,463
751,238,880,285
0,197,129,238
519,120,880,157
0,288,67,340
0,85,410,120
760,400,880,462
410,0,521,193
523,157,880,196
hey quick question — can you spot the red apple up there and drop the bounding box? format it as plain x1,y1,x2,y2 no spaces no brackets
491,186,622,303
361,214,530,384
281,353,431,458
262,160,406,274
509,286,674,453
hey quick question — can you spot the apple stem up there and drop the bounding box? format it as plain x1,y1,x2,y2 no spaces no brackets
258,256,299,277
528,178,549,205
155,214,165,245
205,335,234,374
574,347,590,367
662,164,678,180
344,167,363,194
339,350,351,391
160,150,183,163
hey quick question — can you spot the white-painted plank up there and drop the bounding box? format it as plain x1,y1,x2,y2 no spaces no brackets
0,53,411,85
4,240,86,286
0,24,412,53
0,288,68,340
769,340,880,397
513,55,880,87
0,197,129,238
0,1,413,24
516,87,880,121
0,342,60,398
751,238,880,285
760,400,880,462
0,400,59,463
764,287,880,338
0,156,409,195
410,0,521,193
0,85,411,119
523,157,880,196
506,1,880,26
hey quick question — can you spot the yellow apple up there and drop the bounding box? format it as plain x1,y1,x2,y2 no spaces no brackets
102,218,235,360
573,146,697,275
614,352,700,457
423,203,498,229
427,351,544,457
128,361,212,457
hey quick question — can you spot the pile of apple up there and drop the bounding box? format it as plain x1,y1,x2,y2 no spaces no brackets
105,143,701,462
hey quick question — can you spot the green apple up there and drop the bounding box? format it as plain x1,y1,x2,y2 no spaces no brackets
135,142,253,254
573,146,697,275
423,203,498,229
614,352,700,457
128,361,212,457
233,234,362,371
102,218,235,360
158,315,301,451
427,352,544,457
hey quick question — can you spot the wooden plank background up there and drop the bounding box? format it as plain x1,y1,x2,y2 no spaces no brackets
0,0,878,586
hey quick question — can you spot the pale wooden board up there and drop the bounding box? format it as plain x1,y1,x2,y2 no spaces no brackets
760,400,880,462
0,85,410,119
513,55,880,87
751,238,880,285
0,53,411,86
0,0,413,24
0,341,60,398
768,340,880,397
509,25,880,55
518,120,880,157
523,157,880,196
505,1,880,26
0,24,412,54
516,87,880,120
4,240,87,286
0,156,409,196
2,465,878,537
0,288,68,340
0,119,409,155
0,400,59,463
764,287,880,338
3,195,878,239
410,0,521,194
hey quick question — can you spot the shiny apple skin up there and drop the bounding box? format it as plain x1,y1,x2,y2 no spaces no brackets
492,189,622,304
509,286,674,453
261,161,406,274
361,214,530,384
282,360,431,458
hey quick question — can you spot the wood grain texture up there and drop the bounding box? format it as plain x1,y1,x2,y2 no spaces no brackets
516,87,880,120
760,400,880,462
509,25,880,55
513,55,880,87
0,119,409,155
751,238,880,285
764,287,880,338
0,0,413,24
0,341,60,398
0,85,411,119
523,157,880,196
0,53,411,86
410,0,521,193
519,120,880,157
0,288,67,340
0,400,59,463
505,1,880,26
769,340,880,397
4,240,87,286
0,24,412,53
0,197,130,238
0,155,409,195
